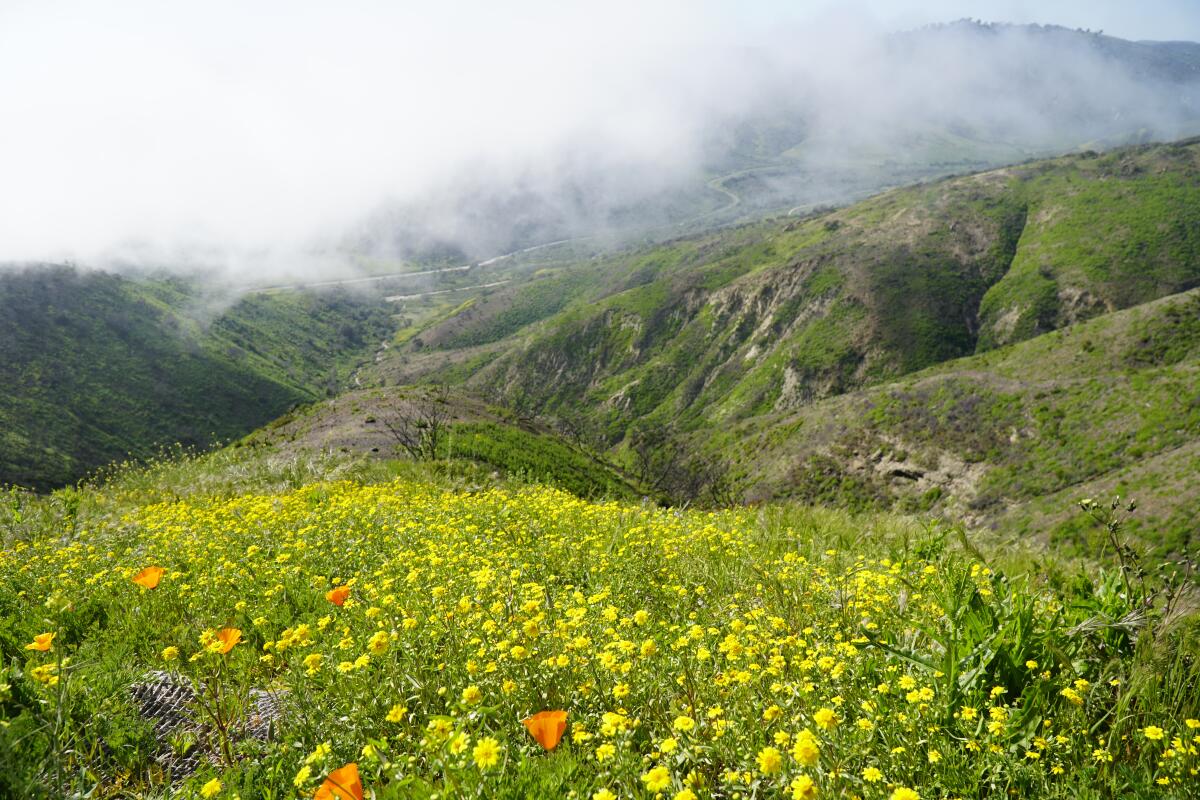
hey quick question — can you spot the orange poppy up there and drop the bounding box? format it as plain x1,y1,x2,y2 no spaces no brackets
314,762,363,800
25,632,55,652
132,566,165,589
215,627,242,654
326,585,351,607
522,709,568,750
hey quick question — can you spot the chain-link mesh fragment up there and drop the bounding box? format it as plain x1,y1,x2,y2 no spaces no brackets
130,670,286,780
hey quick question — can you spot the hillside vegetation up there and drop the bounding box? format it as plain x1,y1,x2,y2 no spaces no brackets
1,452,1197,798
383,141,1200,426
713,288,1200,556
0,267,394,490
246,386,646,501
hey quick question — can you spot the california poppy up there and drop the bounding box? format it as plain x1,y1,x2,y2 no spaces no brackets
522,709,568,750
326,585,351,607
314,762,363,800
25,632,55,652
215,627,242,654
132,566,165,589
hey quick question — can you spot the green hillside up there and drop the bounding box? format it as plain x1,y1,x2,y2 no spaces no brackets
245,386,646,501
0,267,394,490
380,140,1200,436
711,288,1200,556
975,146,1200,348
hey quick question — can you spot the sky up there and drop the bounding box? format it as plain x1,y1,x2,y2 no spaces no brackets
0,1,1196,277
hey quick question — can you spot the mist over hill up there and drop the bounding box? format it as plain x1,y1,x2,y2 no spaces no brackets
1,7,1198,280
341,21,1200,266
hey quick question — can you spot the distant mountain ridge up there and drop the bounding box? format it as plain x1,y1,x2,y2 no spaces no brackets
905,21,1200,83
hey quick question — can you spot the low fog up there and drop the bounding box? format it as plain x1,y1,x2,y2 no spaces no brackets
1,1,1197,283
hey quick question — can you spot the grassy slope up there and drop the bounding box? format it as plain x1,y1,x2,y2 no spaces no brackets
244,387,646,501
0,267,394,490
204,289,395,395
976,144,1200,347
714,288,1200,556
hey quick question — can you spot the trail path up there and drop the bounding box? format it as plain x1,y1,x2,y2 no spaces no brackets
385,279,512,302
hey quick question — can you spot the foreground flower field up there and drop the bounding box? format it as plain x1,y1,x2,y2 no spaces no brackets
2,471,1198,798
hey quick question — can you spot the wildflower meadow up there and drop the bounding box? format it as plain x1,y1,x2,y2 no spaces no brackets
1,459,1198,798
